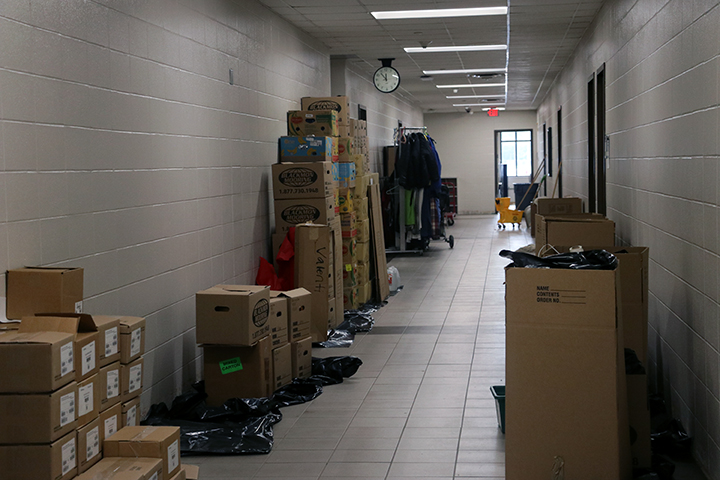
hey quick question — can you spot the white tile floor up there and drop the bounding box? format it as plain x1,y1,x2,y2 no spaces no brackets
187,215,707,479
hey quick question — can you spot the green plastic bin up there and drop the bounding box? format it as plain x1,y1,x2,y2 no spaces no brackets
490,385,505,434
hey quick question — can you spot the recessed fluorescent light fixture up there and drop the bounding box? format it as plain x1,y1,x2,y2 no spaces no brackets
405,45,506,53
371,7,507,20
446,95,506,99
437,83,505,89
424,68,507,75
453,103,506,107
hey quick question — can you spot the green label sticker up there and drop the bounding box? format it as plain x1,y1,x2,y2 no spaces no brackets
345,264,352,272
219,357,243,374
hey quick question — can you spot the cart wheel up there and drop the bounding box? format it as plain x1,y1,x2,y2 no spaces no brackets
447,216,455,226
449,235,455,249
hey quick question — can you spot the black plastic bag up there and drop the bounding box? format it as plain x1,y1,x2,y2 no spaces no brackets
311,356,363,385
652,419,692,456
314,308,376,348
499,249,619,270
314,328,355,348
625,348,646,375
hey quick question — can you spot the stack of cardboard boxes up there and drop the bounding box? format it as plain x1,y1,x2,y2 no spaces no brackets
195,285,312,407
0,267,148,480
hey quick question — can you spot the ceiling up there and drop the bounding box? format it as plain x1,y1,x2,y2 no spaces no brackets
258,0,606,113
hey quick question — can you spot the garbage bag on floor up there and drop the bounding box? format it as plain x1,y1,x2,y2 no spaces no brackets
314,308,376,348
311,356,363,385
499,249,618,270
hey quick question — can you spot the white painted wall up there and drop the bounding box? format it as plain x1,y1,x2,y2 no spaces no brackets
425,111,538,214
0,0,330,414
537,1,720,476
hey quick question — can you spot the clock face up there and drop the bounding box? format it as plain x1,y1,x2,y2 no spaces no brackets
373,66,401,93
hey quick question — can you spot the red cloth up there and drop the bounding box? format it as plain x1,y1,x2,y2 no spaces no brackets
255,227,295,290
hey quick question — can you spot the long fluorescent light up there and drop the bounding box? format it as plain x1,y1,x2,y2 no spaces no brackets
371,7,507,20
437,83,505,89
405,45,506,53
453,103,506,107
424,68,506,75
446,95,506,99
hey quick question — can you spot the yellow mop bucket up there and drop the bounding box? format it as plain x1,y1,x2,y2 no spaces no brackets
495,197,523,229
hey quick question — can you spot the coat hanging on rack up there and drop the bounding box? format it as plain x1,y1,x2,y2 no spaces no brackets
396,132,440,190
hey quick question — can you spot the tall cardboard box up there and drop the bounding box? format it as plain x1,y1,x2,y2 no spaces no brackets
295,223,333,342
534,213,615,255
505,266,631,480
0,381,77,444
0,330,75,393
119,316,145,364
0,431,77,480
6,267,84,320
203,336,272,406
368,183,389,301
19,314,101,382
196,285,271,346
271,289,312,341
531,197,583,236
291,337,312,379
104,426,181,480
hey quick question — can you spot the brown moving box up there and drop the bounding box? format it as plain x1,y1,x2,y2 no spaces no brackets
272,162,336,199
104,426,181,480
6,267,84,320
0,430,77,480
505,266,631,479
531,197,583,236
274,196,335,233
120,357,143,404
627,373,652,469
0,381,77,444
287,110,339,137
301,96,350,125
182,464,200,480
119,316,146,364
0,330,75,393
295,223,333,342
203,336,272,407
77,373,101,427
77,417,102,473
534,213,615,255
77,457,162,480
196,285,271,346
19,314,101,382
91,315,122,367
99,402,122,442
291,337,312,379
271,289,312,342
272,343,292,391
99,361,122,412
269,297,288,348
122,397,141,427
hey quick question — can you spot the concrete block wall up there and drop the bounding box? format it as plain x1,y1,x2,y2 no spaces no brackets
537,1,720,476
0,0,331,413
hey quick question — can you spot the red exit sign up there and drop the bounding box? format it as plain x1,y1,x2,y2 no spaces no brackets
487,108,499,117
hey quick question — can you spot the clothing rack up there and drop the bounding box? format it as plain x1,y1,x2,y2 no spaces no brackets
386,126,429,255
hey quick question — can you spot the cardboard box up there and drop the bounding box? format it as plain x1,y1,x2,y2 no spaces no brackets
20,314,101,382
120,357,143,404
77,417,102,473
338,188,354,214
356,219,370,243
0,381,77,444
272,162,336,199
182,464,200,480
609,247,649,363
196,285,271,346
534,213,615,255
104,426,181,480
368,183,389,301
77,373,100,427
338,162,356,188
358,282,372,305
329,217,344,328
356,241,370,264
342,263,358,289
6,267,84,320
279,136,337,163
336,136,354,161
272,289,312,341
99,361,122,412
170,468,187,480
342,237,357,264
274,196,335,233
295,224,333,342
287,110,338,137
119,316,146,364
351,154,369,175
291,337,312,379
0,431,77,480
354,195,369,218
91,315,122,367
272,343,292,390
77,457,162,480
356,262,370,286
0,330,75,393
505,266,631,479
301,96,350,125
627,373,652,469
340,212,357,238
531,197,584,236
354,176,370,200
203,337,272,406
121,397,141,428
99,402,122,443
269,297,289,348
343,286,359,310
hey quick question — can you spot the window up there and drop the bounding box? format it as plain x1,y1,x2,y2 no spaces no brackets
500,130,532,176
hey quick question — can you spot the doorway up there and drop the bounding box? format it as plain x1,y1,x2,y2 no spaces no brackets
494,129,534,206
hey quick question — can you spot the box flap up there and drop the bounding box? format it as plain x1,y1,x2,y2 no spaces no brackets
33,313,98,332
542,213,608,223
91,315,122,328
17,266,80,273
19,315,82,336
274,288,311,299
216,285,268,295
